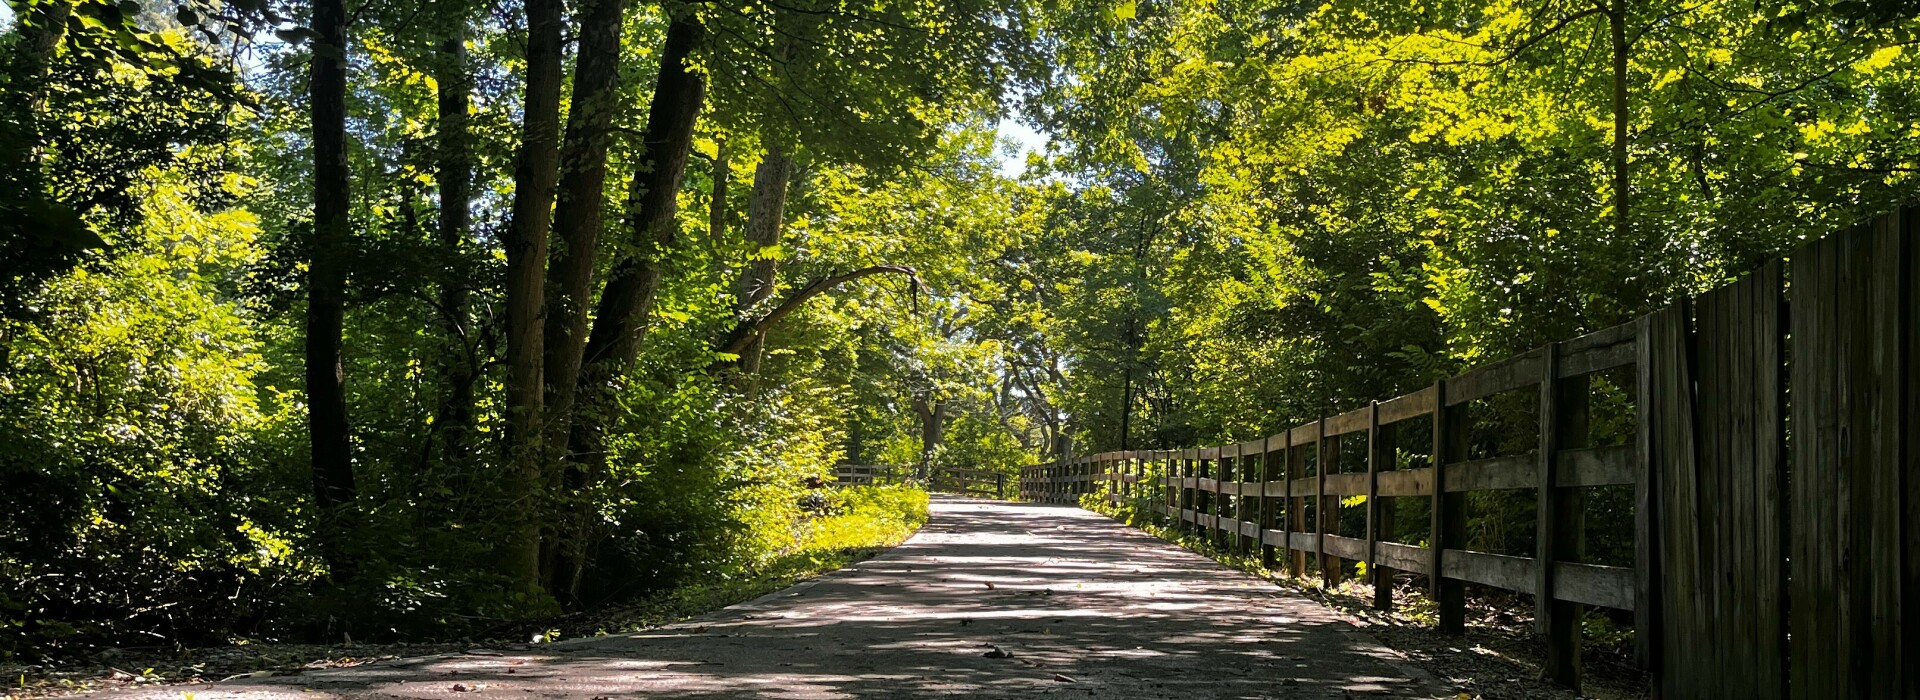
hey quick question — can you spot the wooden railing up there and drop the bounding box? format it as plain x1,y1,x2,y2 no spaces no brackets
1020,208,1920,698
831,464,904,486
1023,319,1639,690
832,464,1009,499
929,467,1009,499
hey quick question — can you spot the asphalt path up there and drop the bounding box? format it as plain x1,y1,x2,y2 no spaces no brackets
106,496,1458,699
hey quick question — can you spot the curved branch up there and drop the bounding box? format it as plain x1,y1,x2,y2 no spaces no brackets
709,264,925,368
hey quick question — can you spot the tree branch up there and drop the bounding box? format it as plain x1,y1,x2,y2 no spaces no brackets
709,264,926,369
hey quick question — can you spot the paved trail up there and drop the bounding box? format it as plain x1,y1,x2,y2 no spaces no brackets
119,497,1457,699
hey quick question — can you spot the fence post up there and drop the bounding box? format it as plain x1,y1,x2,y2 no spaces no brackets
1259,436,1276,570
1179,451,1192,537
1432,379,1468,634
1368,401,1394,610
1287,432,1306,577
1537,343,1590,689
1633,314,1659,673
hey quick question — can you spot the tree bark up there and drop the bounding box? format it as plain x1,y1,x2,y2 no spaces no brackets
1608,0,1630,250
17,1,70,117
577,15,706,380
306,0,358,575
557,14,706,594
434,26,476,464
729,140,794,376
708,140,730,244
913,394,946,478
502,0,566,594
540,0,630,602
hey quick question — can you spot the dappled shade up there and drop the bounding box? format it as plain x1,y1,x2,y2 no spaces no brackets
118,498,1453,699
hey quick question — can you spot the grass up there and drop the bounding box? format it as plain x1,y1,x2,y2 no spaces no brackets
2,485,931,698
551,484,930,639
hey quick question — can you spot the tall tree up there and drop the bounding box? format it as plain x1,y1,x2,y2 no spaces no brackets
729,138,794,376
502,0,566,593
566,12,706,488
540,0,631,600
305,0,358,573
433,18,476,464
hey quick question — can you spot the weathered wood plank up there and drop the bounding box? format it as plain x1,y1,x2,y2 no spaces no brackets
1367,403,1392,611
1788,216,1915,699
1317,418,1342,587
1376,541,1431,575
1442,454,1535,492
1325,408,1369,437
1441,549,1535,595
1552,562,1634,611
1446,348,1545,405
1321,472,1367,497
1694,260,1786,699
1633,313,1657,669
1557,321,1637,377
1535,343,1587,690
1554,445,1634,487
1377,385,1438,425
1375,468,1433,497
1323,534,1365,561
1435,379,1470,634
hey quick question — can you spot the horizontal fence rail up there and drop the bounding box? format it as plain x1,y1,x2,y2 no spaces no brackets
929,467,1009,500
1019,208,1920,698
831,464,904,486
833,464,1009,500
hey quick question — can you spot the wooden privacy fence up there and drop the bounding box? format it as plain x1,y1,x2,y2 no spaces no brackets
1017,208,1920,698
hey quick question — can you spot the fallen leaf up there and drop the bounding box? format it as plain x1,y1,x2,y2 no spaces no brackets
1052,673,1076,683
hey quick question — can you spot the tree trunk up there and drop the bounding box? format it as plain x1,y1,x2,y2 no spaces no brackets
306,0,358,576
708,140,729,243
917,396,947,477
1608,0,1630,251
558,14,706,595
576,15,705,380
1117,365,1133,451
845,418,865,465
730,140,794,377
434,27,476,464
501,0,566,594
540,0,630,602
18,1,70,118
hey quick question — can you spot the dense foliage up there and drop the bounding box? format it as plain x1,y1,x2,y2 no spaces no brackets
3,0,1917,662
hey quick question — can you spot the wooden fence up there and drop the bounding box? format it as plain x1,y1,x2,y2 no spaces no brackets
929,467,1010,499
831,464,904,486
832,464,1010,500
1018,208,1920,698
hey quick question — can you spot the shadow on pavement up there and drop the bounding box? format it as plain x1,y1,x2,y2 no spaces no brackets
120,497,1457,699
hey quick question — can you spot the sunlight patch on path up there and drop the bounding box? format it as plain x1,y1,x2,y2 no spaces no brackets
101,497,1458,699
